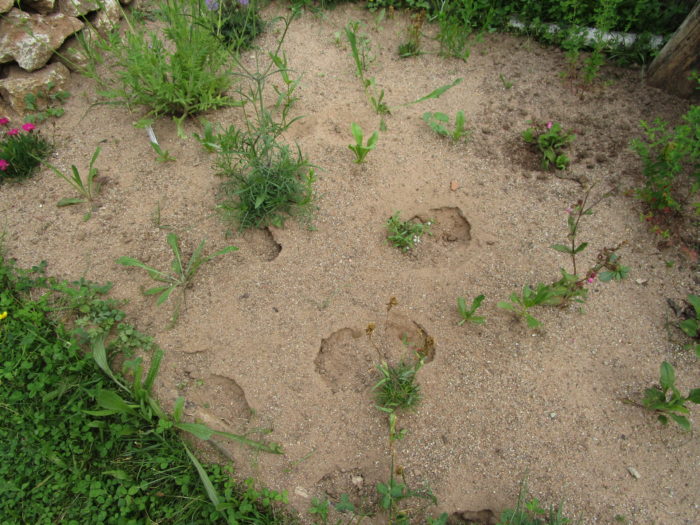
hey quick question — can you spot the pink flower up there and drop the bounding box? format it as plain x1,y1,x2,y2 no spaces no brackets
0,117,9,126
565,206,573,214
22,122,35,132
546,121,553,129
7,128,19,136
0,159,9,171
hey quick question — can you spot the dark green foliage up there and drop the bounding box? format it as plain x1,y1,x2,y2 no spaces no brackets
217,133,316,229
204,0,265,51
642,361,700,430
373,359,423,412
0,121,53,181
0,254,286,523
631,105,699,212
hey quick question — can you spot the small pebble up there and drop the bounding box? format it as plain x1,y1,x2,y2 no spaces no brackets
627,467,641,479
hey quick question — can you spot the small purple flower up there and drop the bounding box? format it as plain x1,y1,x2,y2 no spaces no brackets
7,128,19,136
546,121,553,130
205,0,219,10
239,0,249,5
22,122,36,132
0,159,9,171
0,117,9,126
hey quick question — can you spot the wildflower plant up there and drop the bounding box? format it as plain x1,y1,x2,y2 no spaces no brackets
0,119,52,181
522,120,575,170
457,294,486,325
41,146,103,213
386,212,431,252
423,111,470,142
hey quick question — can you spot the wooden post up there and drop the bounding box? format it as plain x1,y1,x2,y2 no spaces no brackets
646,2,700,98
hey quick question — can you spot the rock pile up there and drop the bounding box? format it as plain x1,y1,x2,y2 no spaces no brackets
0,0,132,114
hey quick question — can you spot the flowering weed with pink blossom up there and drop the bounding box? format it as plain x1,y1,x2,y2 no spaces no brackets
498,187,629,328
522,120,575,170
0,118,53,182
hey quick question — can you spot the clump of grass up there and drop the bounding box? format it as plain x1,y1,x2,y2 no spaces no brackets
0,119,52,181
386,211,431,252
373,358,424,413
217,134,316,229
203,0,265,51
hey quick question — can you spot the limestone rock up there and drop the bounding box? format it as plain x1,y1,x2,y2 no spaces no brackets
0,62,71,115
1,0,13,15
58,0,101,17
0,9,84,72
19,0,56,15
55,32,92,72
93,0,123,36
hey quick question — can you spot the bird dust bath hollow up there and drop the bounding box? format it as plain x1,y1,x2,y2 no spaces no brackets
186,374,252,428
243,227,281,262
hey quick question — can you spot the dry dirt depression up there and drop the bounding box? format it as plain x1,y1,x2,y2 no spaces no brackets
2,3,699,524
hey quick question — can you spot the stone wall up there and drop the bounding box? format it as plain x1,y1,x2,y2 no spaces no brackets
0,0,132,114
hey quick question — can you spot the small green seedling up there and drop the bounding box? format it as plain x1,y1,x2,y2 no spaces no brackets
117,233,238,326
497,284,554,329
679,294,700,357
42,146,102,212
499,73,513,89
641,361,700,430
193,119,221,152
150,141,176,163
386,211,431,252
348,122,378,163
457,294,485,325
423,111,469,142
373,358,423,413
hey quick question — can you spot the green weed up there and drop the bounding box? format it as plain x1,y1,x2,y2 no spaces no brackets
497,479,575,524
640,361,700,430
348,122,379,163
522,120,575,171
423,111,470,142
457,294,486,325
203,0,265,51
386,211,432,252
631,105,699,212
0,119,53,181
117,233,238,326
373,358,424,413
499,73,514,89
398,10,425,58
0,253,284,523
150,141,176,163
678,294,700,357
86,0,236,127
41,146,102,213
23,82,70,123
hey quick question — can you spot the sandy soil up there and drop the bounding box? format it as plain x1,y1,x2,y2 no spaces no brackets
2,3,699,523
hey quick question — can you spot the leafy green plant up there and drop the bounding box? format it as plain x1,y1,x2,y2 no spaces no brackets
497,480,575,524
41,146,102,212
150,141,176,163
398,10,424,58
0,253,284,523
497,284,553,329
499,73,514,89
423,111,470,142
23,83,70,123
348,122,378,163
631,105,699,212
0,119,53,181
86,0,236,128
203,0,265,51
386,211,431,252
373,358,424,413
217,133,316,229
522,120,575,170
678,294,700,356
457,294,485,325
117,233,238,326
641,361,700,430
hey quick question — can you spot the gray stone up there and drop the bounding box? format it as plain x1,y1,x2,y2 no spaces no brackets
57,0,101,17
19,0,56,15
93,0,123,36
0,62,71,115
0,9,84,72
0,0,13,15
